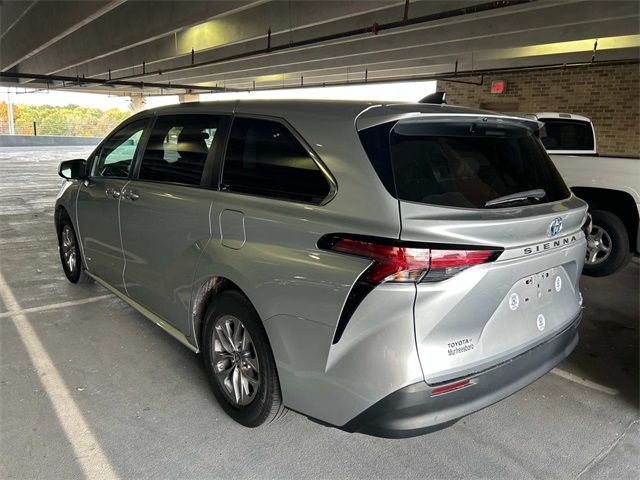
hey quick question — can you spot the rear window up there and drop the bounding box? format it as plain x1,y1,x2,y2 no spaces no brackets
540,119,594,151
359,118,570,209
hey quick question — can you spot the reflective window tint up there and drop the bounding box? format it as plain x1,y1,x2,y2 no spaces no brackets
390,131,569,208
359,119,570,209
139,115,221,186
222,117,330,203
92,120,147,178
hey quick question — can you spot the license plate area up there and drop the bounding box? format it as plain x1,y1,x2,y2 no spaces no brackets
516,267,560,310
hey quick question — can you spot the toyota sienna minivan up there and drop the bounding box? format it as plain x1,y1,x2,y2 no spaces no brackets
55,100,588,437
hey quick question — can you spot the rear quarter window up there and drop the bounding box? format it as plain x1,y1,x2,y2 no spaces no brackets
222,117,331,204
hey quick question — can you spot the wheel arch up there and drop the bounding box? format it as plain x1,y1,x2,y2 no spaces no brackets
571,187,639,252
191,276,252,351
53,205,77,240
54,204,69,236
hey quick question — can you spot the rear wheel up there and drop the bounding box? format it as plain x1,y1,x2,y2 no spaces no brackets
58,216,90,283
583,210,631,277
202,290,286,427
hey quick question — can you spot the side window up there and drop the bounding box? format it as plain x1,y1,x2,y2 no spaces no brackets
222,117,330,203
138,115,222,186
92,120,147,178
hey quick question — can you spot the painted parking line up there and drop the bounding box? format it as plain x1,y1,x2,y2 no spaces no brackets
0,294,112,319
551,368,619,396
0,272,117,480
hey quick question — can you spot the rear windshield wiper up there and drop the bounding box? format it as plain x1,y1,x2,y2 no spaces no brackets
484,189,546,207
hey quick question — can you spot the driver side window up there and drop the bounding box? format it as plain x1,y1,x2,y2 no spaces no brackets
91,120,147,178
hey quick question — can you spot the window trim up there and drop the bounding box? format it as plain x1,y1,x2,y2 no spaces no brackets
87,116,153,180
219,113,337,206
129,113,232,189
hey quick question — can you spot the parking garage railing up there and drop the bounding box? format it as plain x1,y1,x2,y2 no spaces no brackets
0,120,116,138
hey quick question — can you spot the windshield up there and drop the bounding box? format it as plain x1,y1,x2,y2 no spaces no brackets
359,117,571,209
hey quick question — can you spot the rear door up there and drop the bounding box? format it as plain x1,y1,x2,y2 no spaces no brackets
119,114,230,334
360,113,588,383
205,115,340,327
76,118,149,289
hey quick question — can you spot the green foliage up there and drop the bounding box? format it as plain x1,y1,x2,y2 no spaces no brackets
0,102,130,137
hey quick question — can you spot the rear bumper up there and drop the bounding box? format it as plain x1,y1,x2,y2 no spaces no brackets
342,313,581,438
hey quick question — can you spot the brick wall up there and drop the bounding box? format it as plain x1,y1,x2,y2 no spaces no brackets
437,62,640,157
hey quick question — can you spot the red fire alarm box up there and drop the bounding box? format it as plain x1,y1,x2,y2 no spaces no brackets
490,80,506,94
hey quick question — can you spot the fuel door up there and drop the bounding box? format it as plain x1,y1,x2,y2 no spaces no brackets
220,209,246,249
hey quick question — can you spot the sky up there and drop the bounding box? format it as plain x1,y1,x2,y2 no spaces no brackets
1,80,436,111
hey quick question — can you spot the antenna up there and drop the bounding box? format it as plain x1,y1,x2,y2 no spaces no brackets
419,92,446,104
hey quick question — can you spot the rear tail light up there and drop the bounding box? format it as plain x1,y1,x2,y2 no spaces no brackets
318,234,502,344
331,237,429,283
320,235,501,284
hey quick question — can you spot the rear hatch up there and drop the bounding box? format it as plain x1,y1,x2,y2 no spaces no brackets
357,106,588,384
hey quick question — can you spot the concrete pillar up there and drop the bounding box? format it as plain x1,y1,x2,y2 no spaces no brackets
130,94,146,112
179,93,200,103
6,90,15,135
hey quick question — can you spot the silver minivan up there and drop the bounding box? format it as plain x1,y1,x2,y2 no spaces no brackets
55,100,589,437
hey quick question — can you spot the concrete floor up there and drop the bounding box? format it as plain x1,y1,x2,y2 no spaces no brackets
1,146,638,479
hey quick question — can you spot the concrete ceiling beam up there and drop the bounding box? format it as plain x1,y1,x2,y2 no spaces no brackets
0,0,35,41
11,0,259,76
49,0,434,80
132,2,638,85
0,0,125,70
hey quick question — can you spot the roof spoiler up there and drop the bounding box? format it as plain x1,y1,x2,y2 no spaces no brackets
419,91,446,104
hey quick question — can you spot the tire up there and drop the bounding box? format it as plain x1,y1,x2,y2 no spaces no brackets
583,209,631,277
58,214,90,284
202,290,286,427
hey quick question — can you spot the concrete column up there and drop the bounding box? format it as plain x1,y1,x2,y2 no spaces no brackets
6,90,15,135
179,93,200,103
130,94,146,112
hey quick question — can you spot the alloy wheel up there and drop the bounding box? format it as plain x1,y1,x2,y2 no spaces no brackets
212,314,260,406
585,224,612,265
61,225,77,273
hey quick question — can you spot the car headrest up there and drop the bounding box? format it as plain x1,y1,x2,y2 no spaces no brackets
177,130,209,161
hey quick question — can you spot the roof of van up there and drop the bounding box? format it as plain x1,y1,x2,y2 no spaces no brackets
133,98,494,119
128,99,541,132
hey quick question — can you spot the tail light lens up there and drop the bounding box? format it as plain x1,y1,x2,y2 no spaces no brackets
331,238,430,283
318,234,502,344
322,235,501,284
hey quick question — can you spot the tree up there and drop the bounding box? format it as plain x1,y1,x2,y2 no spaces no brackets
5,102,131,137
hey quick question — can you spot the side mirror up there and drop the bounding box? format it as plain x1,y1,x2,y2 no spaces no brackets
58,159,87,180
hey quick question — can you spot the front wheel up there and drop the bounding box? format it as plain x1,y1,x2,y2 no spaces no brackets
202,290,286,427
583,210,631,277
58,217,90,283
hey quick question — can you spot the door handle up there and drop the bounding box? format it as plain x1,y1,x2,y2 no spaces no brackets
105,187,120,199
123,189,140,201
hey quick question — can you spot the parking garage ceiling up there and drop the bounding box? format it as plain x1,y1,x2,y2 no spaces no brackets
0,0,639,95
